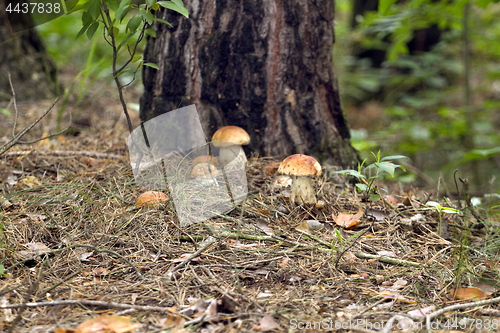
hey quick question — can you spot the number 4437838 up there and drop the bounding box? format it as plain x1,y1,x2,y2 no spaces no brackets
6,2,61,14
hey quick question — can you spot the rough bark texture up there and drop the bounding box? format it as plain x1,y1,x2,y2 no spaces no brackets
0,3,59,102
141,0,359,167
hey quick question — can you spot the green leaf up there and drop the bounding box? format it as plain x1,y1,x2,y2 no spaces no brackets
143,62,159,69
117,31,136,52
127,15,143,32
370,194,381,201
378,0,397,15
132,55,142,63
118,0,131,10
85,0,101,19
158,1,189,18
1,108,12,117
151,2,159,10
76,21,92,39
86,21,99,39
0,264,6,277
381,155,408,161
82,11,93,25
103,0,119,11
145,28,156,37
373,162,398,177
147,0,155,7
139,9,154,25
111,26,119,37
154,17,173,27
476,0,493,8
442,207,461,214
66,4,84,15
171,0,185,9
336,169,366,180
425,201,442,211
356,183,369,193
115,5,130,23
114,68,130,78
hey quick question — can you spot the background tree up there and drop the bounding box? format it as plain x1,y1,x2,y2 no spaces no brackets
140,0,359,167
0,1,60,102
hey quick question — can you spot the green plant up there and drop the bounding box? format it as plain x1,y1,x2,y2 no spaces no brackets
425,200,462,235
68,0,189,133
336,151,407,201
332,228,365,254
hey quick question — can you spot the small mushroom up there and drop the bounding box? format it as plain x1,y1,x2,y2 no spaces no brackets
192,155,219,166
277,154,322,204
211,126,250,166
135,191,168,207
191,162,219,185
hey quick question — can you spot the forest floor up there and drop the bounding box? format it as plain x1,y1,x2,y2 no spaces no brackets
1,79,500,333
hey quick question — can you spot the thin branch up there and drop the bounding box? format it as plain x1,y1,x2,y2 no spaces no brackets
167,239,217,276
4,150,124,159
0,299,178,313
5,244,143,280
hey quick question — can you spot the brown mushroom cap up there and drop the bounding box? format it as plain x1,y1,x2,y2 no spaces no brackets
192,155,219,166
277,154,322,177
264,162,280,176
212,126,250,148
135,191,168,207
191,162,219,178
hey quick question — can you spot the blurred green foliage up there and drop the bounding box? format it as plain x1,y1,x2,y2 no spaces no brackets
335,0,500,192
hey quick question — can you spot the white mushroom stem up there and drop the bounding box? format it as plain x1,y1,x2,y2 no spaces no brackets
290,176,316,204
219,144,247,167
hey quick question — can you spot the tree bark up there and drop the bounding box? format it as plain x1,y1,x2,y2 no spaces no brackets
140,0,359,167
0,2,59,102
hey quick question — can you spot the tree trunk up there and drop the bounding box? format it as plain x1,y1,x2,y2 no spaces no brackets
140,0,359,167
0,2,59,102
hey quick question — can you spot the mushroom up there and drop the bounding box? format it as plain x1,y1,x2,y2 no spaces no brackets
277,154,322,204
191,162,219,185
135,191,169,207
211,126,250,167
192,155,219,166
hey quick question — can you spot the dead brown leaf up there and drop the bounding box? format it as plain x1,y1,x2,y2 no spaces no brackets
450,287,491,300
57,314,141,333
333,208,363,229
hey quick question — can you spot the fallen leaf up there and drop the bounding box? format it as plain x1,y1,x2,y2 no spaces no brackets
408,305,435,317
315,200,326,210
258,315,281,332
79,252,94,261
296,220,310,233
256,219,274,235
91,267,108,276
72,314,141,333
377,251,397,258
333,208,363,228
17,242,51,260
306,220,324,231
159,315,185,329
450,287,491,300
205,298,218,318
378,291,415,303
384,195,399,205
19,175,41,188
343,251,357,262
279,258,290,267
367,209,388,221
